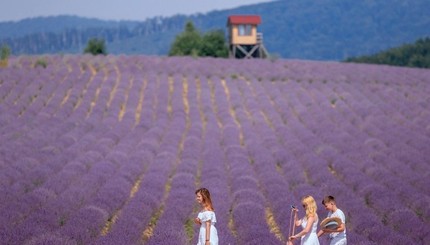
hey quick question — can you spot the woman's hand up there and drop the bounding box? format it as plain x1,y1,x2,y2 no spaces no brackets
205,241,210,245
194,217,201,225
289,235,297,241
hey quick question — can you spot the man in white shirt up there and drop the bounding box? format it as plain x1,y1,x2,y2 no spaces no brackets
317,196,347,245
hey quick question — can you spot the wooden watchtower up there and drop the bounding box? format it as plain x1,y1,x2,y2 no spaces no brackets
227,15,268,59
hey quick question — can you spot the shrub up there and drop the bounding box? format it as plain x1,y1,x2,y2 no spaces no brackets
0,44,11,67
34,58,48,68
84,38,107,55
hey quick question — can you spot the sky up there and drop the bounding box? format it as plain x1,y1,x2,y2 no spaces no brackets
1,0,274,22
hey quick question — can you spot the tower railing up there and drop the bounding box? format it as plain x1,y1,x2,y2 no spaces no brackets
257,33,263,44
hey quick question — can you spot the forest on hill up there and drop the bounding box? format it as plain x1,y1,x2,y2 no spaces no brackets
0,0,429,60
345,37,430,68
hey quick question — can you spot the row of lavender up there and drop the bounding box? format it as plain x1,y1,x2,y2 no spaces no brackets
1,55,429,244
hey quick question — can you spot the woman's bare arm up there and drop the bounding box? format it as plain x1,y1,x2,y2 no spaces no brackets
205,220,211,243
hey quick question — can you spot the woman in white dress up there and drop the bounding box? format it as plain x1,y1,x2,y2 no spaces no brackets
289,195,320,245
194,188,218,245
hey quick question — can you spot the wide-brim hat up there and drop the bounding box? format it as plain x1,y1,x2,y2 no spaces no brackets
320,217,342,229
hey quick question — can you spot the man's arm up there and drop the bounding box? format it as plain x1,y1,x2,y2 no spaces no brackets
322,223,345,234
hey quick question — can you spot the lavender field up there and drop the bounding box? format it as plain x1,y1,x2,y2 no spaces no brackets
0,55,429,245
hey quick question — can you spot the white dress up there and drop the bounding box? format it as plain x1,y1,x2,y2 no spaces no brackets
300,216,320,245
197,210,218,245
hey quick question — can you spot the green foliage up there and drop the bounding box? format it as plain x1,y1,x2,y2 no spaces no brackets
231,74,238,79
84,38,107,55
169,21,228,58
169,21,202,57
0,44,11,67
200,30,228,58
345,37,430,68
35,58,48,68
184,218,194,243
1,44,11,60
330,98,337,105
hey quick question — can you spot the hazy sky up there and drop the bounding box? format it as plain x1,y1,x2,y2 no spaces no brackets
1,0,274,22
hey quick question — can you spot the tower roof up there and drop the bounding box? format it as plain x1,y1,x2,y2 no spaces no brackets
227,15,261,25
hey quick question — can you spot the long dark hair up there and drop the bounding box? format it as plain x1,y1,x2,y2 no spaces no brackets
195,188,214,211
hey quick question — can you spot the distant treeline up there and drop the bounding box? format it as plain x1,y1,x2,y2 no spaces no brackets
0,15,186,55
345,37,430,68
1,0,430,60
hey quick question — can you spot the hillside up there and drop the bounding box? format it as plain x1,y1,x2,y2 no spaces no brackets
1,0,430,60
345,37,430,68
1,55,430,244
0,15,140,40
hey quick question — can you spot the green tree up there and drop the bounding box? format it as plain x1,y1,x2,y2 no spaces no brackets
169,21,202,56
0,44,11,67
200,30,229,58
1,44,11,60
84,38,107,55
169,21,229,58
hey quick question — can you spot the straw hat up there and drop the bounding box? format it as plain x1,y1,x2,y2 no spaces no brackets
320,217,342,230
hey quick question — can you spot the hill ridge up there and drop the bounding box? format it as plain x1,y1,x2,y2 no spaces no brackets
1,0,430,60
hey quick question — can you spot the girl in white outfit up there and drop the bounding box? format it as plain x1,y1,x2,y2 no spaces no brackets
195,188,218,245
289,195,320,245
